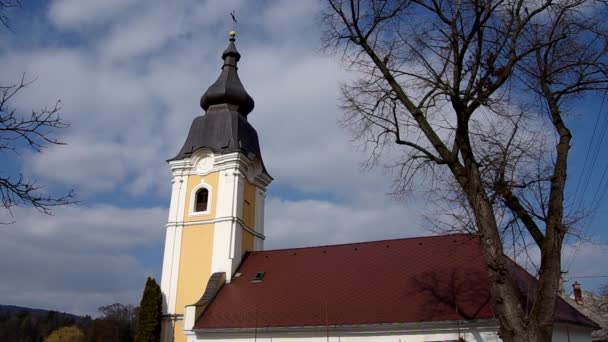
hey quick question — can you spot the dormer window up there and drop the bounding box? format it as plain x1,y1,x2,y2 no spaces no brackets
195,188,209,212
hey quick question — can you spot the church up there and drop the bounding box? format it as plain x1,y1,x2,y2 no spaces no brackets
158,32,599,342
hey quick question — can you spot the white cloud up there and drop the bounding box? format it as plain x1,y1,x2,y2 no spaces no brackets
562,242,608,289
3,25,384,200
261,0,322,40
1,205,165,254
27,141,129,193
97,5,180,61
48,0,138,29
0,205,166,315
0,48,153,131
265,194,427,250
4,0,371,200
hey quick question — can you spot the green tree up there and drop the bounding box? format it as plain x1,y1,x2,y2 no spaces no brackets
19,314,36,342
134,277,162,342
45,326,84,342
95,303,137,342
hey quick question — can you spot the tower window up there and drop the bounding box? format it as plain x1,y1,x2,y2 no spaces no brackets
195,188,209,212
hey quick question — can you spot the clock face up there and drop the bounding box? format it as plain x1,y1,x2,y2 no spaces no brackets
196,153,214,173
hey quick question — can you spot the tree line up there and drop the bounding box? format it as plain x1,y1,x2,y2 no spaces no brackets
0,303,136,342
1,277,161,342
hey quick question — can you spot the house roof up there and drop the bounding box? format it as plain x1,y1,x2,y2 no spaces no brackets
508,260,601,329
194,234,599,330
562,291,608,340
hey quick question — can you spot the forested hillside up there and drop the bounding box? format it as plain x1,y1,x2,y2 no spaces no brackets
0,303,137,342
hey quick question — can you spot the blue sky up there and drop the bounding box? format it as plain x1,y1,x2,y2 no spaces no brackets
0,0,607,316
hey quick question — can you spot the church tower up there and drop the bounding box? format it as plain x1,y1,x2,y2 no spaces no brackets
159,32,272,342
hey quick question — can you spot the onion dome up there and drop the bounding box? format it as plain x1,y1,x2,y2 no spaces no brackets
169,31,269,179
200,31,255,116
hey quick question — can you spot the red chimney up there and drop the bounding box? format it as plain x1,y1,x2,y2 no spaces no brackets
572,282,583,304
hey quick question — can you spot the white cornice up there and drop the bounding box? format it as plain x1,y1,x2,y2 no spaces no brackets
166,217,266,240
168,151,272,190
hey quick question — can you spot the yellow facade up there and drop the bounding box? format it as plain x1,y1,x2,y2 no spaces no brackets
241,230,254,254
172,171,222,341
241,180,257,254
173,321,185,342
242,180,256,227
175,223,215,314
170,173,261,341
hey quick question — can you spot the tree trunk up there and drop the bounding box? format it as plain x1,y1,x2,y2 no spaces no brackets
453,165,553,342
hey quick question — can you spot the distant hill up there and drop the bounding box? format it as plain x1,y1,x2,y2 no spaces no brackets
0,304,81,320
0,302,138,341
0,304,85,341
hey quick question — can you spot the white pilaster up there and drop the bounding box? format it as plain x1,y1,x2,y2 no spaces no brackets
210,165,245,282
160,225,176,313
160,165,188,316
254,189,266,251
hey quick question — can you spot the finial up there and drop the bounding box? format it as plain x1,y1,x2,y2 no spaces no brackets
230,11,238,36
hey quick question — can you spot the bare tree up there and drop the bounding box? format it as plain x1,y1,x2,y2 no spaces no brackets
1,2,75,221
321,1,608,341
0,0,19,29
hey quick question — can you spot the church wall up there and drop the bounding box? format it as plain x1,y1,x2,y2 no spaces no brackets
189,325,502,342
241,180,257,254
242,180,256,228
552,324,593,342
189,323,593,342
173,321,186,342
254,189,266,250
241,230,255,254
183,172,220,222
175,223,215,314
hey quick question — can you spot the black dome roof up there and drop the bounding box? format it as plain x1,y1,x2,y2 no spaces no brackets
170,32,268,178
200,33,254,116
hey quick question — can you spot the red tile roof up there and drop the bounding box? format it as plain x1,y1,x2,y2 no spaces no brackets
194,234,598,329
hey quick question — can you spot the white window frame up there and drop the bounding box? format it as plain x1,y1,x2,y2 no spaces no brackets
190,181,212,217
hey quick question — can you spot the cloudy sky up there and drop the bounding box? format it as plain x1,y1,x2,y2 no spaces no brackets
1,0,607,316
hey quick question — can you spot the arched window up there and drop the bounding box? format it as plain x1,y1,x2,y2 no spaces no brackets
195,188,209,212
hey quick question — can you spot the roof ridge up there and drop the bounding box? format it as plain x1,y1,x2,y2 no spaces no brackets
255,233,475,253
